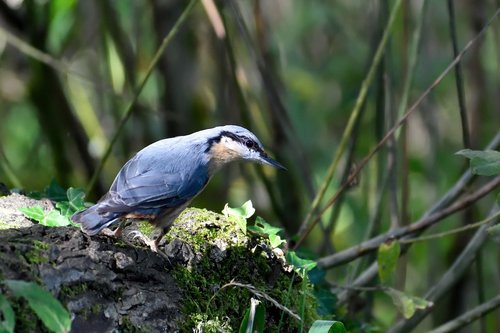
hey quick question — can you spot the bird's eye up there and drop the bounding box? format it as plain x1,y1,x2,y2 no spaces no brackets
245,140,255,149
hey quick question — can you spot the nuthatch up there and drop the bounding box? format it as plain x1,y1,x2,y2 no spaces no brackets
72,125,285,255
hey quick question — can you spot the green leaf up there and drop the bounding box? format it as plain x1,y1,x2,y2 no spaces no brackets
456,149,500,176
239,308,250,333
4,280,71,333
20,206,73,227
55,202,72,217
19,206,45,222
56,188,87,220
269,234,286,248
44,180,67,201
48,0,76,53
43,210,71,227
377,240,400,284
286,251,317,274
223,200,256,219
313,287,337,317
239,298,265,333
248,216,282,236
308,320,346,333
66,188,86,211
222,201,255,234
487,224,500,244
384,288,432,319
247,217,285,248
0,294,15,333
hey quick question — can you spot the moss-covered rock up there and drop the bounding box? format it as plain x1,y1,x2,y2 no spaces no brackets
0,194,317,332
138,208,316,331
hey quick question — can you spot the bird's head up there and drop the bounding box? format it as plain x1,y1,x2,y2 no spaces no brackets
206,125,286,172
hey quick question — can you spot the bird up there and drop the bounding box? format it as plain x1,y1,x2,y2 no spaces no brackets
72,125,286,255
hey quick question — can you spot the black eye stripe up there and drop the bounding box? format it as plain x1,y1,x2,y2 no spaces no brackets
207,131,263,153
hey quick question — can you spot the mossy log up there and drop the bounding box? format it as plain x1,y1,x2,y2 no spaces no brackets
0,194,310,332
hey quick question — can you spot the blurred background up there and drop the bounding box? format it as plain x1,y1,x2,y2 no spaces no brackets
0,0,499,331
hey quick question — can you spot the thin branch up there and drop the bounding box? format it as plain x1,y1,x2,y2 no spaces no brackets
85,0,199,195
317,176,499,268
400,210,500,244
294,8,500,249
388,207,500,333
338,133,500,305
427,294,500,333
201,0,225,38
208,281,301,321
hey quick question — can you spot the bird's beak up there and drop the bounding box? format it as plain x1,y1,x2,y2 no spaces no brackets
258,152,287,171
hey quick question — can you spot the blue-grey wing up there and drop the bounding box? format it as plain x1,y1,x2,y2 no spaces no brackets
97,144,208,214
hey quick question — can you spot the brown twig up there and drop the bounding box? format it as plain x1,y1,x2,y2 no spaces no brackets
337,132,500,305
426,294,500,333
317,177,500,269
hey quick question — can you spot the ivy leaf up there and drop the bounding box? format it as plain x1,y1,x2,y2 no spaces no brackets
377,240,400,284
222,200,255,219
248,216,282,236
44,180,67,201
308,320,346,333
384,288,433,319
248,217,285,248
66,188,86,212
20,206,72,227
4,280,72,333
456,149,500,176
43,210,71,227
0,294,15,333
222,200,255,234
286,251,317,274
269,234,286,248
19,206,45,222
56,188,87,221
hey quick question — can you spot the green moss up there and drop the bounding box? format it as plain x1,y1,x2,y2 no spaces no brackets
91,303,102,315
138,220,156,235
23,241,50,265
60,282,88,298
188,313,232,332
167,208,316,332
33,240,49,250
120,316,149,333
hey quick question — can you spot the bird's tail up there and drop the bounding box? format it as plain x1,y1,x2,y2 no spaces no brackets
72,204,121,236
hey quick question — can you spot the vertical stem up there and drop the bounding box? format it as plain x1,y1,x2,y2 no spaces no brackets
447,0,471,148
299,0,403,236
476,251,486,333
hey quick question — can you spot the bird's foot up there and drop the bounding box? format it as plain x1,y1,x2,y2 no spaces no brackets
128,231,170,261
101,227,136,247
101,227,122,238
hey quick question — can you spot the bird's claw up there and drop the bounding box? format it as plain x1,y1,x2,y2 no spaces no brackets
126,231,170,262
